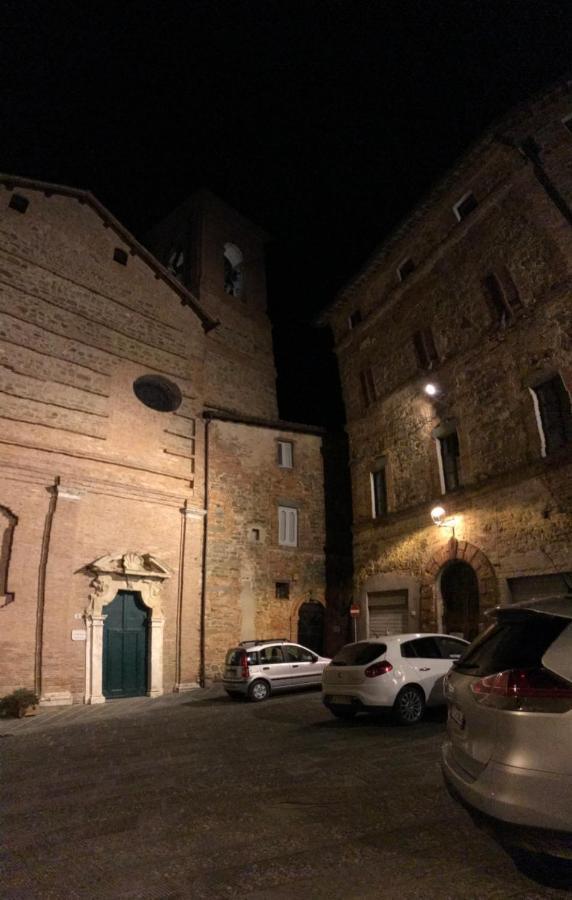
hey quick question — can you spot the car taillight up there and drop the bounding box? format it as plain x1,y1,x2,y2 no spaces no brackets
471,667,572,713
240,653,250,679
365,660,393,678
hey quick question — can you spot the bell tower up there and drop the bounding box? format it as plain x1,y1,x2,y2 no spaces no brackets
145,189,278,419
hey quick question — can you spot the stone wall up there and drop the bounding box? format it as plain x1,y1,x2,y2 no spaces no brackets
204,419,326,679
324,85,572,633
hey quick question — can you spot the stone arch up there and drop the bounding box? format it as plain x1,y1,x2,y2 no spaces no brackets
84,553,170,704
289,595,326,653
420,538,498,635
0,505,17,606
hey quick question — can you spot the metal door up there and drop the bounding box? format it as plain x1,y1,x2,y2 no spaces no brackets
102,591,148,699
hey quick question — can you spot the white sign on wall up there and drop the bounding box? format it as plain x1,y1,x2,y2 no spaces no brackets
71,629,87,641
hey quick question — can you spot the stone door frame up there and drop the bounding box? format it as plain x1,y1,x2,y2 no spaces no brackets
84,553,170,704
421,538,497,633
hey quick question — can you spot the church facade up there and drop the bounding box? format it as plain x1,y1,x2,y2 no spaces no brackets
0,179,328,704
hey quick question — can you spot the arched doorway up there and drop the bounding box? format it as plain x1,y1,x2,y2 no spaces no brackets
298,601,325,655
102,591,149,698
440,561,480,641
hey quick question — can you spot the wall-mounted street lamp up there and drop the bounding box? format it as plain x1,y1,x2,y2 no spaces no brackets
424,382,439,397
430,505,457,534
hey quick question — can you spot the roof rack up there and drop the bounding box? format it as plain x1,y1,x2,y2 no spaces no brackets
239,638,288,647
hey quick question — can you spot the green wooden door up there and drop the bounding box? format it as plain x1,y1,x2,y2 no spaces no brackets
102,591,148,698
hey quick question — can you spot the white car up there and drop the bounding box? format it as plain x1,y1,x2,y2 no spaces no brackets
322,633,469,724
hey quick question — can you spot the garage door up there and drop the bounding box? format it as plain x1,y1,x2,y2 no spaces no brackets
508,573,572,603
367,591,408,637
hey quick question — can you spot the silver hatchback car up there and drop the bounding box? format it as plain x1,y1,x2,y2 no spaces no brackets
223,639,330,701
442,595,572,858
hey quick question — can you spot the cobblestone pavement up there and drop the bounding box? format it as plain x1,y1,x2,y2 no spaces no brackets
1,688,571,899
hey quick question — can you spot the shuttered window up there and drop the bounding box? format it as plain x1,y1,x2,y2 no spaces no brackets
359,367,377,408
439,430,461,492
531,376,572,456
278,506,298,547
277,441,293,468
483,269,522,324
371,467,388,518
413,328,439,370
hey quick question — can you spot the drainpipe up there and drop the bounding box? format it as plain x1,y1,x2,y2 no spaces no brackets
199,417,211,687
495,132,572,228
35,477,59,696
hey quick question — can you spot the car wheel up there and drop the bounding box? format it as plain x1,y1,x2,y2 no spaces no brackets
393,685,425,725
330,706,357,720
225,691,242,700
248,679,270,702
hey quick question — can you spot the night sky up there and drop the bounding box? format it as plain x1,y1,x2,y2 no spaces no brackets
3,1,572,425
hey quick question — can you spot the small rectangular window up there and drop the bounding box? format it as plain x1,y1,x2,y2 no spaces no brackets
9,193,29,214
275,581,290,599
277,440,293,468
531,375,572,456
413,328,439,370
371,466,388,518
438,430,461,493
453,192,478,222
397,258,415,282
348,309,363,330
359,367,377,408
483,269,522,324
278,506,298,547
113,247,128,266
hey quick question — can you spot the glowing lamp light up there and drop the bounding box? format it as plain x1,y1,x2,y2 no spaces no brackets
431,506,447,526
424,383,439,397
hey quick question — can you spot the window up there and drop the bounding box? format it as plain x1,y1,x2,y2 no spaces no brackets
435,636,468,660
284,644,315,663
531,375,572,456
278,506,298,547
401,637,441,659
167,245,185,281
371,465,388,518
250,528,261,543
331,642,387,666
453,192,478,222
359,367,377,408
348,309,363,330
223,242,243,297
8,193,29,214
277,440,293,468
413,328,439,370
397,257,415,282
259,646,285,664
133,375,182,412
275,581,290,599
483,270,522,324
113,247,128,265
438,430,461,492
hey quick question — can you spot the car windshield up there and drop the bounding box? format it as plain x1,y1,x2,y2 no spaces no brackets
453,614,569,677
331,642,387,667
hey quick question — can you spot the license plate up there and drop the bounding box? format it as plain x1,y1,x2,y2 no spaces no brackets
449,705,465,728
330,695,352,705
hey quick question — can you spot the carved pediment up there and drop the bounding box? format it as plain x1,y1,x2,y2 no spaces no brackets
88,553,171,579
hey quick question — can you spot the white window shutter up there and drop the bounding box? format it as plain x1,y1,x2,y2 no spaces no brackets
278,506,297,546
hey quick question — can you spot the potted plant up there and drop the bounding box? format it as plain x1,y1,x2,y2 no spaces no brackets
0,688,39,718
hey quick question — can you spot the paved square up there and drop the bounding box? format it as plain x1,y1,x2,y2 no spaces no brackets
1,689,570,898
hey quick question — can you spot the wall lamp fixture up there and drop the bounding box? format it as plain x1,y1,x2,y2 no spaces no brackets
430,505,457,532
424,382,439,397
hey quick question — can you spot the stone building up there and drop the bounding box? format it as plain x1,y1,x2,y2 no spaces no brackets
321,83,572,641
0,179,327,703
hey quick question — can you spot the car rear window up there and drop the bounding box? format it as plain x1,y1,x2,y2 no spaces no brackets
331,642,387,666
225,649,258,666
453,614,568,677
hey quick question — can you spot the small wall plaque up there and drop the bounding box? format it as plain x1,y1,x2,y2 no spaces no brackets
71,629,87,641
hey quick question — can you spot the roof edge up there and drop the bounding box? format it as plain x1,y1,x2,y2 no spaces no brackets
0,174,219,333
203,407,326,436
